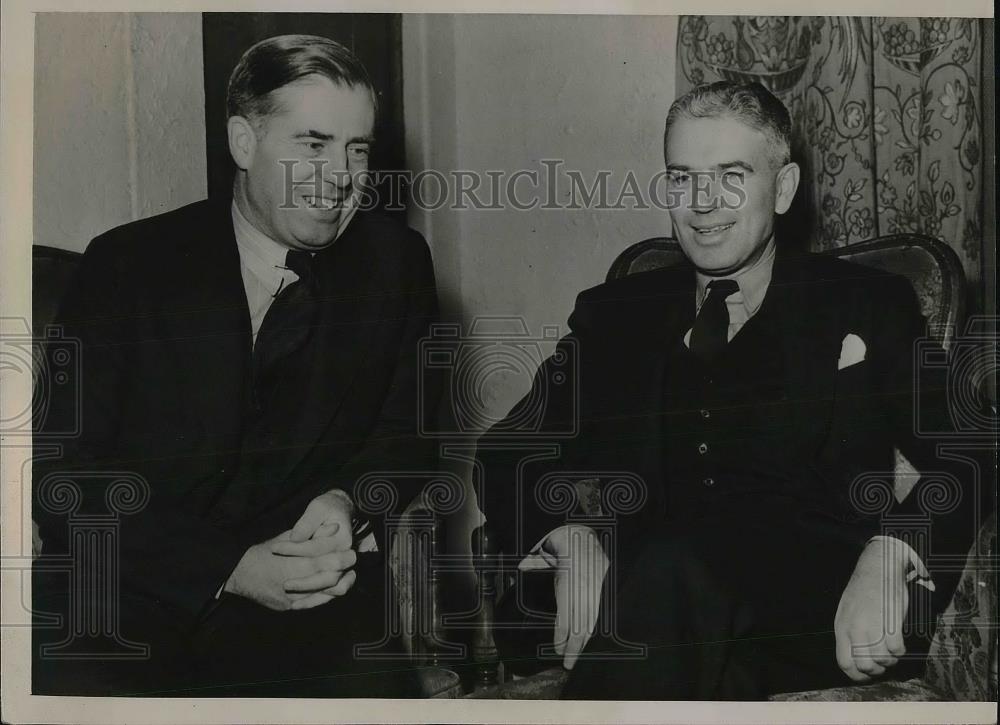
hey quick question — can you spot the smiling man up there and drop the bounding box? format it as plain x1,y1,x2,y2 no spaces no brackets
477,81,976,699
33,35,440,697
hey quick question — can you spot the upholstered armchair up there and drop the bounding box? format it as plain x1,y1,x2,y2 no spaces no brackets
468,233,997,701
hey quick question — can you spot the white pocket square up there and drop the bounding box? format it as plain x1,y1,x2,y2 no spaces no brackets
838,333,867,370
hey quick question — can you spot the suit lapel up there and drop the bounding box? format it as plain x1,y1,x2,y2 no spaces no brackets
606,264,696,439
617,266,696,514
159,200,252,451
655,265,699,355
754,250,843,441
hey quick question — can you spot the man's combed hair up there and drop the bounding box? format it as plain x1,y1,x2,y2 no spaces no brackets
227,34,377,125
664,81,792,166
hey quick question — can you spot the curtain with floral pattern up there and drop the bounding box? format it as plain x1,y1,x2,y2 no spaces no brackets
677,17,984,291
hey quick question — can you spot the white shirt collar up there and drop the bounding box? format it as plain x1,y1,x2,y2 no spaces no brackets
231,201,295,297
230,186,362,291
695,238,776,316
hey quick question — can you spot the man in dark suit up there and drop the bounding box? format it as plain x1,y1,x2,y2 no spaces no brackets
32,35,440,697
478,81,980,699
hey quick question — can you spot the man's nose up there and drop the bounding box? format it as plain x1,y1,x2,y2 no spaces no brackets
312,148,352,189
690,173,722,212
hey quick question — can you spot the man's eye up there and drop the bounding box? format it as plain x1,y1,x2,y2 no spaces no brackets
668,173,691,184
348,145,371,158
722,170,745,182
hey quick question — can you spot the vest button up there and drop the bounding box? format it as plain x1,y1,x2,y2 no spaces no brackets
700,409,711,419
702,477,715,487
697,442,709,455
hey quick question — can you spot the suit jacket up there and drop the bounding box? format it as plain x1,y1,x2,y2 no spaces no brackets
34,199,442,626
478,249,979,610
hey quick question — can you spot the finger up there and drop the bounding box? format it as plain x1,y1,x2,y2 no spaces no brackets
553,573,570,658
316,549,358,571
857,660,886,676
519,553,552,571
836,630,868,682
271,531,342,557
284,569,347,593
851,640,886,677
834,628,852,671
316,523,354,553
288,570,357,602
563,634,589,670
844,665,871,682
885,629,907,657
290,592,334,610
328,569,357,597
283,551,355,589
564,599,599,670
290,500,330,543
872,654,899,667
314,522,341,539
563,577,598,672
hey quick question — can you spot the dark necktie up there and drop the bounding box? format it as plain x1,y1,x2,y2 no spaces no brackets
689,279,739,362
253,249,321,393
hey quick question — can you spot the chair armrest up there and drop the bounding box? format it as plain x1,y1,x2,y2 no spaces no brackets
471,521,501,690
389,496,446,664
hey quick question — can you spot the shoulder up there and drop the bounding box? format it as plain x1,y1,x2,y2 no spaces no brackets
793,252,919,309
569,264,693,334
347,211,429,257
789,253,926,357
84,199,218,268
580,263,690,302
345,211,434,278
338,212,436,295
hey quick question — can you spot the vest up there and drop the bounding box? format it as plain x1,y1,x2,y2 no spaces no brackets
659,303,831,521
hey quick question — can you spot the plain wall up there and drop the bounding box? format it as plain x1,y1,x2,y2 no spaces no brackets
403,14,679,551
405,13,677,419
34,13,207,252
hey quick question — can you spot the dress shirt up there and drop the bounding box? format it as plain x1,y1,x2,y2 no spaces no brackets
682,239,775,348
231,202,301,344
231,191,360,344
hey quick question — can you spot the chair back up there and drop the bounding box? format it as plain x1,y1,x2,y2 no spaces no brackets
607,234,967,350
33,245,82,339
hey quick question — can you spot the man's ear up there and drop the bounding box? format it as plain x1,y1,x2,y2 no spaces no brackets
773,161,800,215
227,116,257,171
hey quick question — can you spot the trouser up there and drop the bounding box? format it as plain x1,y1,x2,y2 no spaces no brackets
495,506,936,700
31,556,422,698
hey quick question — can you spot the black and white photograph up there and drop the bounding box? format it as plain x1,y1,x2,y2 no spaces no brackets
0,3,996,722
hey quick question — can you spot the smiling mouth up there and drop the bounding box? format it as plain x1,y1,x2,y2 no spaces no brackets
301,195,344,211
693,222,735,235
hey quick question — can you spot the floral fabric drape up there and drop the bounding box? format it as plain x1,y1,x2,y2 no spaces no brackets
677,17,984,289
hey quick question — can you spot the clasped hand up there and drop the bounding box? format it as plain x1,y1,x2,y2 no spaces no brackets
225,490,358,610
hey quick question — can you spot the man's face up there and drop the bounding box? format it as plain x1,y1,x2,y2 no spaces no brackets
230,75,375,251
664,115,798,276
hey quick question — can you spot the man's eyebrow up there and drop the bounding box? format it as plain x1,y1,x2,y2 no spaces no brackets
664,161,756,172
716,160,755,173
292,130,375,144
293,130,334,141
